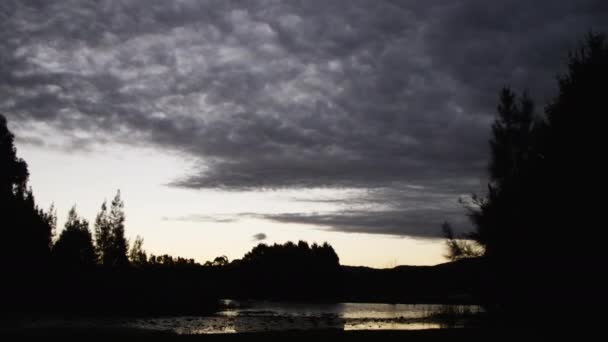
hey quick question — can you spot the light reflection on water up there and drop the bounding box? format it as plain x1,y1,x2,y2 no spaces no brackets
5,300,481,334
129,300,482,334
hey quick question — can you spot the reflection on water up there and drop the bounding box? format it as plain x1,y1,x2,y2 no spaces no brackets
345,321,442,331
5,300,481,334
128,300,482,334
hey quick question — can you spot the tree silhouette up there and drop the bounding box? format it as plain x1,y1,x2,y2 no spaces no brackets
147,253,198,267
44,204,58,248
108,190,129,267
52,206,96,270
204,255,228,267
0,114,28,195
93,191,129,267
94,200,111,266
234,241,342,299
442,222,482,261
129,235,147,266
448,32,608,317
469,88,539,260
0,114,53,271
530,32,608,311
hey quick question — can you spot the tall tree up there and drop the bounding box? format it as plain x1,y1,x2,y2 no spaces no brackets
0,114,53,270
452,32,608,316
468,88,539,260
52,206,96,270
442,89,538,262
94,200,112,266
540,32,608,259
108,190,129,267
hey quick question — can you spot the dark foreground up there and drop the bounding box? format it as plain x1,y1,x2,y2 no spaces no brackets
0,327,566,342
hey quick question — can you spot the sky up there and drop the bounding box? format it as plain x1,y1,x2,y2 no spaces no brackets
1,1,607,267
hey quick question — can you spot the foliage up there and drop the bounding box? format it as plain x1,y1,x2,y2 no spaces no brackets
241,241,340,270
52,206,96,269
228,241,342,299
204,255,229,267
94,191,130,267
108,190,129,267
0,114,53,270
129,235,148,266
442,222,483,261
94,200,111,266
444,32,608,314
147,253,198,267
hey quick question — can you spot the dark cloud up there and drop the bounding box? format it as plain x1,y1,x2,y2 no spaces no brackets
252,233,267,241
2,0,606,237
258,210,469,239
268,184,479,238
161,214,238,224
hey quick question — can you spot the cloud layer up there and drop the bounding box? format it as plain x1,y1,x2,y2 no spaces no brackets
2,0,607,237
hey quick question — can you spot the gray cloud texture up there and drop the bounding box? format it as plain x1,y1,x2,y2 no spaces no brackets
2,0,607,237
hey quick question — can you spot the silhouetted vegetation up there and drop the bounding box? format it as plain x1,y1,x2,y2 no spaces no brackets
52,206,96,270
1,115,54,272
146,253,199,268
0,91,484,319
441,222,483,262
0,124,347,313
0,114,218,315
204,255,229,267
128,235,147,266
443,32,608,324
221,241,342,300
94,192,130,268
3,32,606,332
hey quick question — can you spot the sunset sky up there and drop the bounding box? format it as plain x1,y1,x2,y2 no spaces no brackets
2,1,606,267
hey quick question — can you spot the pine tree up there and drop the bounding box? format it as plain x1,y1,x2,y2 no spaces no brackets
108,190,129,267
52,206,96,269
468,88,539,259
94,201,112,266
450,32,608,316
442,89,538,262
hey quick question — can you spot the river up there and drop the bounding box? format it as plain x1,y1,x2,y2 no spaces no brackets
7,300,483,334
127,300,483,334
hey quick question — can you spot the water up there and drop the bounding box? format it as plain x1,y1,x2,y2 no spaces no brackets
128,300,483,334
6,300,482,334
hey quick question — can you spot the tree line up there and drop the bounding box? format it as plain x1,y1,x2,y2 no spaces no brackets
1,118,344,311
0,116,208,273
52,192,131,270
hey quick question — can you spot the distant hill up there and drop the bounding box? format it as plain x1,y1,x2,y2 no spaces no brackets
341,258,486,304
214,256,487,303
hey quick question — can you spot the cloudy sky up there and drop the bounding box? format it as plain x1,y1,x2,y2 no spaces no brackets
2,0,606,267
